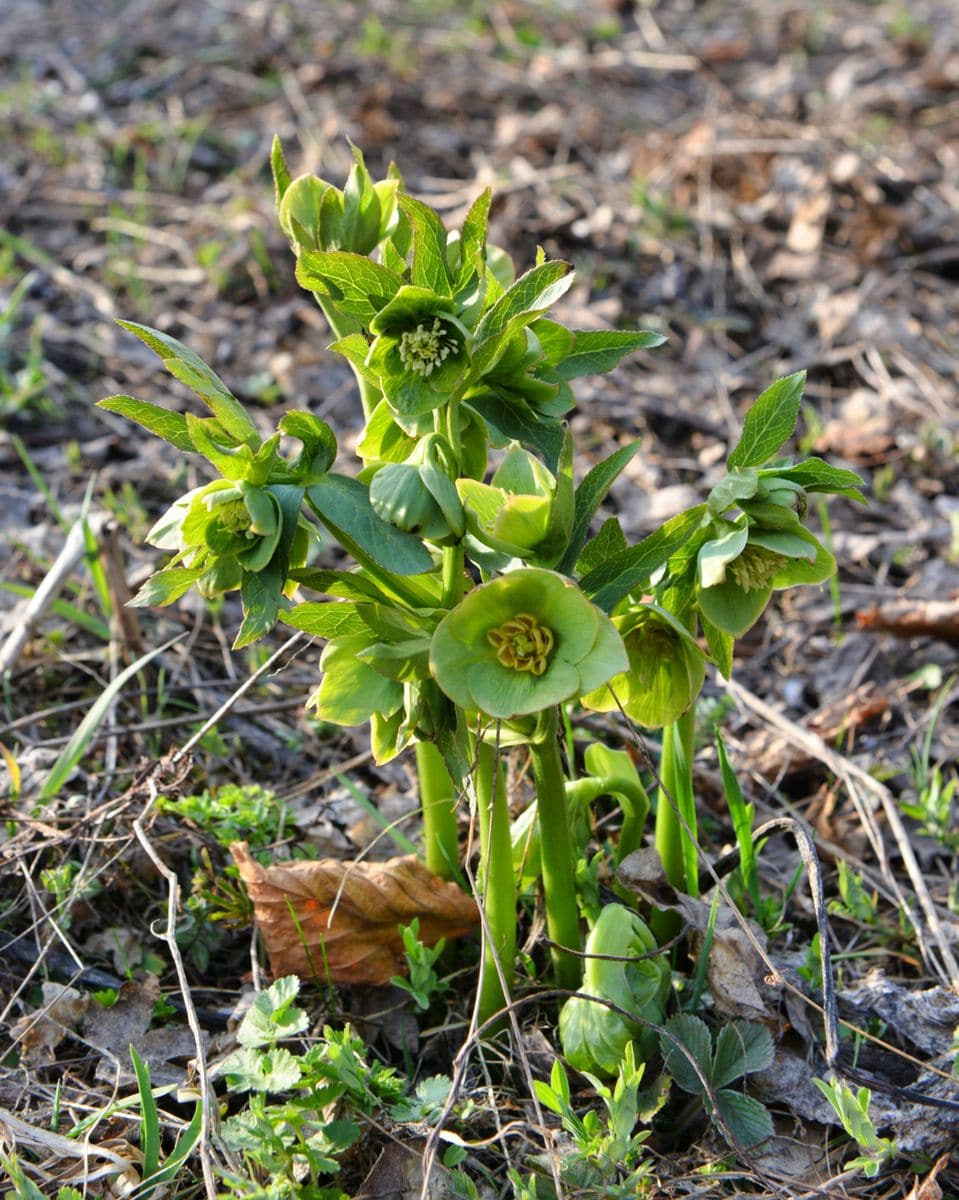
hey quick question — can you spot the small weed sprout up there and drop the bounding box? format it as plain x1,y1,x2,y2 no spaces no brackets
813,1076,898,1177
390,917,449,1010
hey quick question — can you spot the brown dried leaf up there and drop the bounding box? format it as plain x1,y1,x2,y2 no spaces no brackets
232,844,480,985
617,849,773,1020
906,1153,950,1200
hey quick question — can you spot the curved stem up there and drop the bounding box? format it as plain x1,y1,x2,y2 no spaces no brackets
529,708,582,991
474,738,516,1026
416,740,460,881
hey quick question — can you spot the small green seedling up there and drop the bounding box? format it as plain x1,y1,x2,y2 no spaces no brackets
659,1013,774,1149
533,1045,661,1195
390,917,449,1010
128,1046,203,1199
813,1076,897,1177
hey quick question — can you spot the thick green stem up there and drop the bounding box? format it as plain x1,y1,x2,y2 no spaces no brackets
529,709,582,991
415,741,460,881
474,739,516,1026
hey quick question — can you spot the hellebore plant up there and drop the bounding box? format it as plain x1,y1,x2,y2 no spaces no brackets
101,141,863,1028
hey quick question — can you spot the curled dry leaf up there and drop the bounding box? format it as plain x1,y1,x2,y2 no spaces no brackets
232,843,480,985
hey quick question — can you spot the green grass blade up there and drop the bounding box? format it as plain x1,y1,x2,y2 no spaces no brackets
39,635,182,801
129,1046,160,1179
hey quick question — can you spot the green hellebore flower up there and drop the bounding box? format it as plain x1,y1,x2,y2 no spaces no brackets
456,443,570,564
581,604,707,729
430,568,627,720
366,286,470,418
697,516,835,636
146,478,284,598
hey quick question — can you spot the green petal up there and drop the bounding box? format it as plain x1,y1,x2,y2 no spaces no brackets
466,658,581,719
698,579,772,636
698,521,749,589
574,609,628,693
550,584,601,663
368,285,452,335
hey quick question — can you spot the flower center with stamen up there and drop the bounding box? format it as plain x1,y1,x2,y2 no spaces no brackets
397,317,457,377
216,499,254,536
487,613,554,675
729,544,787,592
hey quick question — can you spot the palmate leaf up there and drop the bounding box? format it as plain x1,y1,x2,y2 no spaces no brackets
97,395,194,452
712,1089,774,1149
117,320,258,446
727,371,805,469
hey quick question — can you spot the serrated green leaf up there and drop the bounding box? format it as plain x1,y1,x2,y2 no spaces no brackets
575,515,628,577
280,601,368,638
772,458,866,502
727,372,805,469
117,320,258,446
236,976,307,1048
287,568,392,603
474,260,573,345
551,329,665,380
295,251,404,324
313,635,403,725
660,1013,713,1096
581,505,708,611
712,1089,774,1149
129,566,207,608
329,332,378,383
222,1045,303,1094
278,410,337,478
457,188,491,284
397,193,452,294
98,395,194,452
556,439,641,574
233,563,283,648
711,1021,770,1089
708,468,760,516
723,1021,774,1084
307,474,433,575
464,392,565,473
